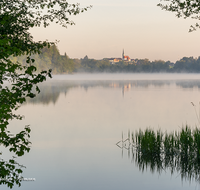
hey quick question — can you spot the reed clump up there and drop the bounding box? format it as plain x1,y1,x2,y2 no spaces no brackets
117,125,200,182
134,126,200,159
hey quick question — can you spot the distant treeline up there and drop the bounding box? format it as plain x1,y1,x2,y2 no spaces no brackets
10,45,200,73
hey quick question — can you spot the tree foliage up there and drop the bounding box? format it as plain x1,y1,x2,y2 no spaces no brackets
157,0,200,31
0,0,90,188
13,49,200,73
11,45,75,74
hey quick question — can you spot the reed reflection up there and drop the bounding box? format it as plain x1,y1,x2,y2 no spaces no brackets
117,127,200,182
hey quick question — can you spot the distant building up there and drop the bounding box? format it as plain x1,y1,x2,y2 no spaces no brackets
131,59,136,63
122,49,131,62
107,49,133,64
107,58,122,64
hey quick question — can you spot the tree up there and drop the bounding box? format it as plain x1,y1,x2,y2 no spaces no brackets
157,0,200,32
0,0,90,188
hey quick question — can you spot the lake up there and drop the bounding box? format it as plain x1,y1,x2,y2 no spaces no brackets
6,73,200,190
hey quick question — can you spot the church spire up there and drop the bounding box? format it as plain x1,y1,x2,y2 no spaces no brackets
122,49,124,60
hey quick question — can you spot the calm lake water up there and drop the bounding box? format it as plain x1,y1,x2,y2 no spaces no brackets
6,73,200,189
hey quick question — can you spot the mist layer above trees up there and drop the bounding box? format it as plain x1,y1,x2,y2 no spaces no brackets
11,45,200,73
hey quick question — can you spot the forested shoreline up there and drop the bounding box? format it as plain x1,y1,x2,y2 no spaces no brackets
11,45,200,73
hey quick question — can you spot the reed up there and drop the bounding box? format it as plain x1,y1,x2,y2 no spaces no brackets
117,126,200,182
133,126,200,157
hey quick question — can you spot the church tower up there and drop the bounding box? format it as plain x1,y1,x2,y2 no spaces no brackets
122,49,124,60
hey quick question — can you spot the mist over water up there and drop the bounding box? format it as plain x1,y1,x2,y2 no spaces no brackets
8,73,200,190
51,73,200,80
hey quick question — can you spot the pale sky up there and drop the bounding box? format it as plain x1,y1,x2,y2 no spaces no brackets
30,0,200,62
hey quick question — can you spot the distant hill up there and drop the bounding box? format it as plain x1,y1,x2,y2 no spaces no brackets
10,45,200,73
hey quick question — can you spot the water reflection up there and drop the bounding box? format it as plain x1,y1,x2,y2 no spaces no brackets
117,127,200,183
26,78,200,105
11,74,200,190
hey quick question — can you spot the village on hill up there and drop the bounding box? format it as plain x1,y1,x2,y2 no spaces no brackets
11,45,200,73
106,49,136,64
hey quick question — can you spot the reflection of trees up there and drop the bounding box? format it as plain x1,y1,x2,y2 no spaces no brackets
26,79,200,105
176,80,200,89
26,84,61,105
117,127,200,183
